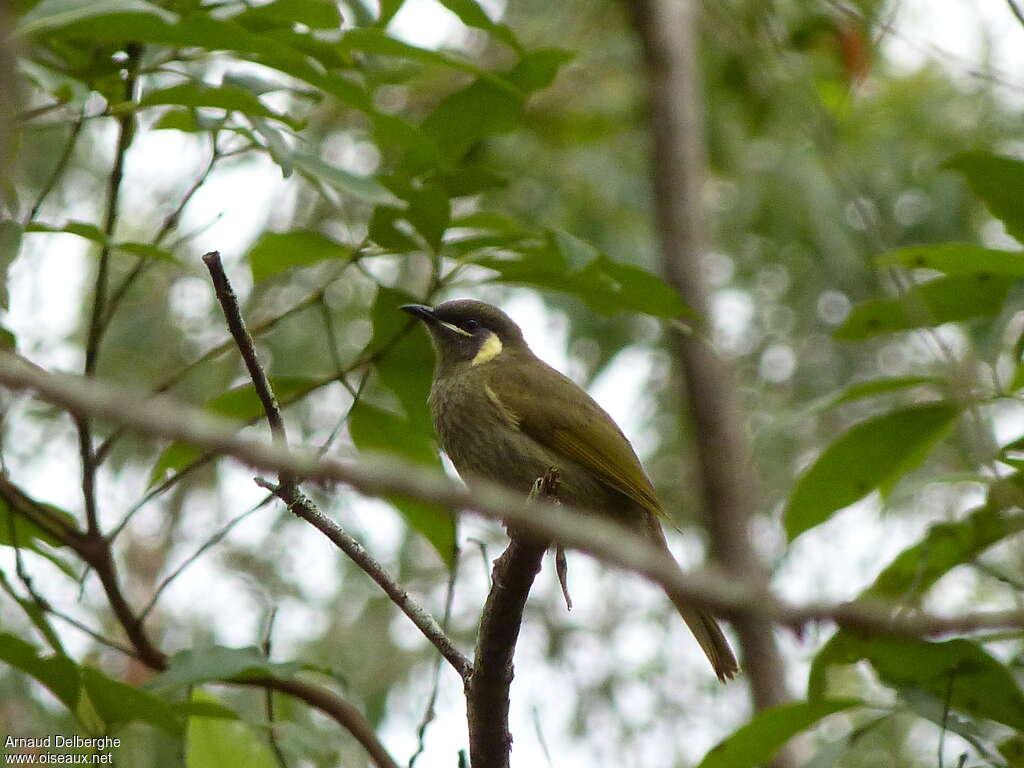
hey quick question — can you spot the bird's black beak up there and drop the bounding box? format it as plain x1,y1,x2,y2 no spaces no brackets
401,304,437,324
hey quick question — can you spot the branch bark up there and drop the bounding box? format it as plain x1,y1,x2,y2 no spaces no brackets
3,352,1023,640
628,0,792,730
466,470,557,768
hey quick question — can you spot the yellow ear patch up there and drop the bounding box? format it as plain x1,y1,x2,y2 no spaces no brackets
471,332,503,366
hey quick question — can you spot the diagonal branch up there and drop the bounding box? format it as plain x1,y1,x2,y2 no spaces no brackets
5,353,1024,639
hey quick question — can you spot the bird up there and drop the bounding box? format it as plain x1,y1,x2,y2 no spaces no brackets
401,298,739,682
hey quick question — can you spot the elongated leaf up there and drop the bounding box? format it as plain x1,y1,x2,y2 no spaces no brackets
436,0,521,51
82,666,183,734
420,77,522,162
827,376,939,408
148,646,300,690
47,12,373,111
15,0,175,36
187,690,278,768
236,0,342,29
247,230,352,283
834,275,1015,340
342,28,496,83
0,633,79,710
136,83,301,129
697,699,861,768
947,152,1024,242
474,230,689,318
866,505,1024,601
784,403,959,541
876,243,1024,277
292,151,404,207
0,479,78,550
810,635,1024,731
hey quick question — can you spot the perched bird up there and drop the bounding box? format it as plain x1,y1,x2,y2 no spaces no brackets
401,298,739,682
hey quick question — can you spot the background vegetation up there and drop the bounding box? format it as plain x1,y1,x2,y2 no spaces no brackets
2,0,1024,765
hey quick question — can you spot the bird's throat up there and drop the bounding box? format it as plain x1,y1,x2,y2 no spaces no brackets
471,332,503,366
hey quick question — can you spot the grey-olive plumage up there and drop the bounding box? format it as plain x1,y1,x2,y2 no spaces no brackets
402,298,738,681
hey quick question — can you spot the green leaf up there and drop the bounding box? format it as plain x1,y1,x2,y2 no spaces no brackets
114,242,178,262
420,77,522,162
26,219,105,243
696,699,861,768
436,0,521,51
0,632,80,710
82,666,184,734
342,28,497,84
187,690,278,768
15,0,175,36
875,243,1024,277
148,646,300,690
834,275,1016,340
866,505,1024,602
0,219,23,309
46,11,373,111
827,376,939,408
0,481,78,550
378,0,405,26
784,403,959,541
810,635,1024,731
0,326,16,350
247,230,352,283
393,177,451,251
506,47,574,93
136,83,301,129
236,0,342,29
148,378,321,486
474,230,689,318
349,401,455,566
947,152,1024,242
291,151,405,207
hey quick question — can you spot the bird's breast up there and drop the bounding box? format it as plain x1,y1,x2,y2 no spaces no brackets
428,372,619,513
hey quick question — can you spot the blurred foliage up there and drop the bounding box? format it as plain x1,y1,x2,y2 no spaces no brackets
1,0,1024,766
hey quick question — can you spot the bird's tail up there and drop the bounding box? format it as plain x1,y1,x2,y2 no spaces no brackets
668,593,739,683
643,517,739,682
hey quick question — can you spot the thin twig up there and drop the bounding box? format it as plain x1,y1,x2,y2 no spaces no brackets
76,45,139,536
24,113,84,225
1006,0,1024,29
139,493,275,621
409,556,460,767
242,677,401,768
98,136,223,337
262,608,290,768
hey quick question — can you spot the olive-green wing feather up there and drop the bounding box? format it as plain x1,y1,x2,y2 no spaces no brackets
487,359,663,518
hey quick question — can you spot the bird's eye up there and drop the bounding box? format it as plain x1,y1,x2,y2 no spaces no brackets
461,319,480,333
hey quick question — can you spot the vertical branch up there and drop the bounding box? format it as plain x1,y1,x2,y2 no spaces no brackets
466,469,558,768
77,43,140,535
628,0,792,724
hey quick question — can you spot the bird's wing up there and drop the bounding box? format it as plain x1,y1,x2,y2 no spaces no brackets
487,359,664,518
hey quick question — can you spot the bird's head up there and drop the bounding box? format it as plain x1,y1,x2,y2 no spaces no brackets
401,299,527,371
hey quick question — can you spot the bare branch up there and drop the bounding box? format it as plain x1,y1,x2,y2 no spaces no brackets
628,0,792,731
